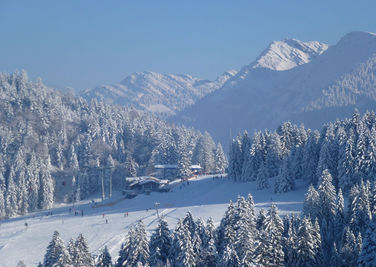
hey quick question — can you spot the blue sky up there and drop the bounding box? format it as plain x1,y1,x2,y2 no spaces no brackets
0,0,375,91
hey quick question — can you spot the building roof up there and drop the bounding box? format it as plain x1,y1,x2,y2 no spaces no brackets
126,176,169,187
154,164,177,169
154,164,202,169
190,165,202,169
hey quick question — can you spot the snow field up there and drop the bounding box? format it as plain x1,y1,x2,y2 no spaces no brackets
0,175,306,266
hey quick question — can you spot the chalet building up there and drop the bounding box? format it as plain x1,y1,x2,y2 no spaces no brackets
124,176,169,196
154,164,202,180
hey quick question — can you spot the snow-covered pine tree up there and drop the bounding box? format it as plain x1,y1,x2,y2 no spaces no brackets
295,217,322,267
254,204,284,267
125,154,138,177
349,180,372,235
220,244,240,267
38,168,54,210
72,233,94,267
284,216,298,267
337,129,356,193
329,243,340,267
317,169,337,223
339,227,360,267
233,196,257,265
256,209,266,231
302,184,320,220
316,124,339,185
182,212,196,239
214,143,227,174
5,167,18,217
149,219,172,266
96,246,112,267
228,137,242,181
43,231,72,267
216,201,236,257
199,217,218,267
129,220,150,266
174,223,195,267
335,188,345,243
274,158,295,193
358,220,376,267
256,161,269,190
193,132,216,173
301,130,320,185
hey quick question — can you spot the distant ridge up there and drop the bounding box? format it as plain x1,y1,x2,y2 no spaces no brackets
81,70,237,117
172,32,376,147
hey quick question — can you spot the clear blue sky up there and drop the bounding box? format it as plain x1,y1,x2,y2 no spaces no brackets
1,0,375,91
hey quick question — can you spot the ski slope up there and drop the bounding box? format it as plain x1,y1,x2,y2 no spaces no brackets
0,175,307,266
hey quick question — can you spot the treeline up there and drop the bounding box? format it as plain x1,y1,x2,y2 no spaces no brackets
228,109,376,194
39,171,376,266
0,71,227,218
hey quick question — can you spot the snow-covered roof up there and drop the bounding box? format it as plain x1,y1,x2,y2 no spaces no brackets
190,165,202,169
154,164,177,169
127,176,169,187
154,164,202,169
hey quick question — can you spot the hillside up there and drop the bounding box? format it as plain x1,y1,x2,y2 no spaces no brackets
0,175,306,266
172,31,376,147
81,70,237,117
0,72,223,218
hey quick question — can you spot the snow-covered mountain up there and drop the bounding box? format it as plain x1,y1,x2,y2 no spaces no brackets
249,38,328,71
81,70,237,117
172,31,376,146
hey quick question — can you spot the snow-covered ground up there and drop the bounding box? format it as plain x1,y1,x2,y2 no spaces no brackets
0,175,307,266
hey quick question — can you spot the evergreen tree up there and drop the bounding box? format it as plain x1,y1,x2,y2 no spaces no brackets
284,216,298,267
317,169,337,223
254,204,284,267
220,244,240,267
335,189,345,242
329,243,340,267
302,184,320,220
216,201,235,255
125,154,137,177
349,181,372,234
173,223,195,267
73,233,94,267
358,220,376,267
5,168,18,217
96,246,112,267
339,227,359,267
228,136,242,181
214,143,227,174
149,219,171,266
295,217,322,267
43,231,72,267
256,161,269,190
256,209,267,231
233,196,256,265
274,159,295,193
116,221,149,267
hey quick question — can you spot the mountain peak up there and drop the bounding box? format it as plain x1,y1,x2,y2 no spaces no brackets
250,38,329,71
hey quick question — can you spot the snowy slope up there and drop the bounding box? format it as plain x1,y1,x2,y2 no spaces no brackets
250,38,328,71
0,175,306,266
172,31,376,147
81,70,237,117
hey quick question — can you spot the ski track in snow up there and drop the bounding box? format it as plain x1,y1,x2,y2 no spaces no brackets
0,175,307,266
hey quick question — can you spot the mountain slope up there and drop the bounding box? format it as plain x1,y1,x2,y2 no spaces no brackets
172,32,376,146
0,176,306,266
81,71,237,117
250,38,328,71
